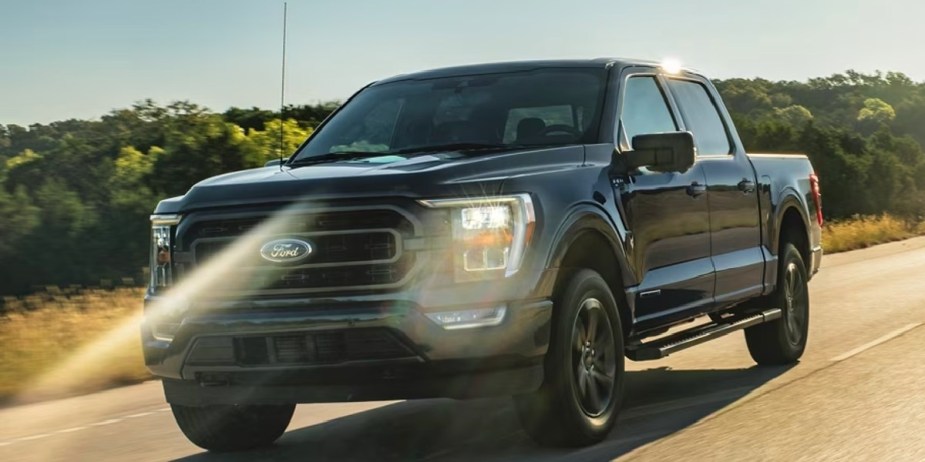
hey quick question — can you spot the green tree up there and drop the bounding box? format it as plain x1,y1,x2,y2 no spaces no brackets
774,105,814,127
858,98,897,124
0,184,40,259
246,119,313,165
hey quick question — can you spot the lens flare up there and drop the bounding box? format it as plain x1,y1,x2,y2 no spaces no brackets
14,202,317,403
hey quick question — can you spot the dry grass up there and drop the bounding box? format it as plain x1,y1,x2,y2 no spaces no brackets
823,214,925,253
0,287,150,404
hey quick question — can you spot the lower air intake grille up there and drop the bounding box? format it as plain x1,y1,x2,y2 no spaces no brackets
234,329,415,366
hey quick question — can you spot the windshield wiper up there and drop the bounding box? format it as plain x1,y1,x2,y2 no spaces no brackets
290,143,548,166
388,142,515,155
288,151,394,166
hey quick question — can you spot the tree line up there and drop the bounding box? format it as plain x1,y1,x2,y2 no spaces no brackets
1,70,925,295
717,71,925,218
0,101,336,294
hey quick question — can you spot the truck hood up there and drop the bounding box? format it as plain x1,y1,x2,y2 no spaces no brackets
153,146,584,214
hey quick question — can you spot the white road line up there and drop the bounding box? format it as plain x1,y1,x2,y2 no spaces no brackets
831,323,922,362
0,409,167,448
15,433,51,442
55,426,87,434
91,419,122,427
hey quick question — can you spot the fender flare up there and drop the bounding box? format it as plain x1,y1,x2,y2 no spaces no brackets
770,187,812,258
545,203,636,289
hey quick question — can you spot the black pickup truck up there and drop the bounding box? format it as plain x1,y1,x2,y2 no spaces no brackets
143,59,823,451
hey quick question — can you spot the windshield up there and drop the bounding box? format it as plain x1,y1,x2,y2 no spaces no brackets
291,68,607,161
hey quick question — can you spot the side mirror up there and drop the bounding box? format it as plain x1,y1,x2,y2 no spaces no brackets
624,132,696,173
265,157,289,168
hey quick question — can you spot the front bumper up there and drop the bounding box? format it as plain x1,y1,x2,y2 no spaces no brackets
162,363,544,405
142,296,552,403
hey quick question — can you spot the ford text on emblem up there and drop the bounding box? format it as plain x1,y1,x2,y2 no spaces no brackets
260,239,313,263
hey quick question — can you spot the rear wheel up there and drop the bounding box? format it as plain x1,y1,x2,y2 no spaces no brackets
514,269,625,447
745,242,809,365
171,403,295,452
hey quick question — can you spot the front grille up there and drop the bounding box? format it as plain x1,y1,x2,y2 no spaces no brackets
194,231,399,265
186,210,414,239
179,207,419,295
235,329,415,366
220,255,416,291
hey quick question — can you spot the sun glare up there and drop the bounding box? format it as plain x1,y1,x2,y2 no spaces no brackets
661,57,683,74
14,205,309,403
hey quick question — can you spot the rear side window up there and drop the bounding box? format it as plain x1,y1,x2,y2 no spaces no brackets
666,79,731,155
620,76,677,144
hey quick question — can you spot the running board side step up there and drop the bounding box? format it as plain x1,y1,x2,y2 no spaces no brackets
625,308,782,361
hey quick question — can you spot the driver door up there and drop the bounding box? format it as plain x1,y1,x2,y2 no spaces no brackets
612,72,715,330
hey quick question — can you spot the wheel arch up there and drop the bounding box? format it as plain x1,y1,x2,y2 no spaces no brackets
772,191,812,267
545,205,635,336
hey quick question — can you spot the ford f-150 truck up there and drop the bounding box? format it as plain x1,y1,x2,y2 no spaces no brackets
143,59,823,452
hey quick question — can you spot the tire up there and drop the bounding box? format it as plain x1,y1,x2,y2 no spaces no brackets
745,242,810,365
170,403,295,452
514,269,625,447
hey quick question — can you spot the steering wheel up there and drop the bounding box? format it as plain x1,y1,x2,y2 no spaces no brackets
539,124,582,137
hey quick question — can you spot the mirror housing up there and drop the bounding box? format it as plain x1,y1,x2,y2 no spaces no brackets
624,132,696,173
265,157,289,168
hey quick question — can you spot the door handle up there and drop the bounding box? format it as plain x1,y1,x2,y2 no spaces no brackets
738,179,756,193
687,182,706,197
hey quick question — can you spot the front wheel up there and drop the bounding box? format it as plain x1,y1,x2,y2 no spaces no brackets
744,242,810,365
171,403,295,452
514,269,625,447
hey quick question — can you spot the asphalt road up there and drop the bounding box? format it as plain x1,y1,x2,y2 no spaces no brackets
4,237,925,461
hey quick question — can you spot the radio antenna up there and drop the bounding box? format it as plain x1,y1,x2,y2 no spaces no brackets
278,2,288,171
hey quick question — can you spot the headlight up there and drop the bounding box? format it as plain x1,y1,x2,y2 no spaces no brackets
150,214,181,290
419,194,535,281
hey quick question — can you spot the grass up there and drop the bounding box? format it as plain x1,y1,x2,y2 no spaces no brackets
0,287,150,404
822,214,925,254
0,213,923,405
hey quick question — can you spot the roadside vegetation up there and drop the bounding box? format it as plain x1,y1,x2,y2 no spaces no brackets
822,214,925,253
0,288,148,403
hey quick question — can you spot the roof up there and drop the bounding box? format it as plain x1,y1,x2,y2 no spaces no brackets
372,58,667,86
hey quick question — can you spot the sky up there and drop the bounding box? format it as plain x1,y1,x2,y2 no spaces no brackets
2,0,923,126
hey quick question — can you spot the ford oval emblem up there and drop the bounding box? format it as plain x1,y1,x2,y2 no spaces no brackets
259,238,313,263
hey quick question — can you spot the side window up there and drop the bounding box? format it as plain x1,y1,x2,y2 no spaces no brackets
620,76,677,145
666,79,731,155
